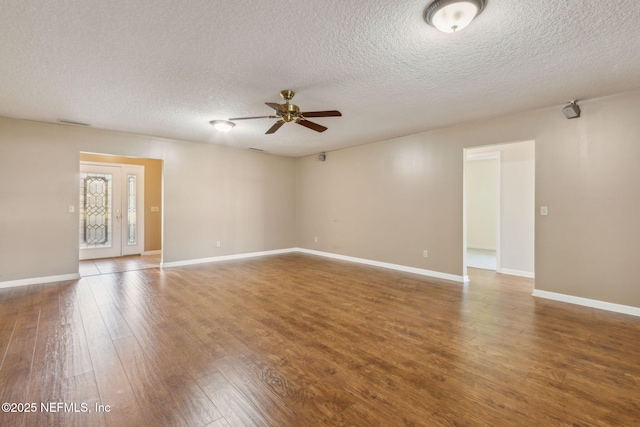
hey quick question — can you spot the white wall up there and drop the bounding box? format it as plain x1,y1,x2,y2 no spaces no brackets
465,158,498,250
501,142,535,276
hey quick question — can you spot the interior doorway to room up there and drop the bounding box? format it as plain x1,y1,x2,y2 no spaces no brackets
465,152,500,271
465,151,500,271
79,161,145,260
463,141,535,279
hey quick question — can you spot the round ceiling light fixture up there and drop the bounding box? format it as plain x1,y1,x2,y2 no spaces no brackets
424,0,486,33
209,120,236,132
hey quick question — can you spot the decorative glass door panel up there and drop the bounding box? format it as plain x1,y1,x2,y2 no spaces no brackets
122,166,144,256
127,174,137,245
79,164,121,259
81,175,112,248
79,162,144,260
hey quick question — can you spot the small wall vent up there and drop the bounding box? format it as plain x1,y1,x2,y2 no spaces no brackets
58,119,91,126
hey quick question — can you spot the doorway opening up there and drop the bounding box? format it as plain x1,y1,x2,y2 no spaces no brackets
465,151,500,271
463,141,535,280
78,153,163,276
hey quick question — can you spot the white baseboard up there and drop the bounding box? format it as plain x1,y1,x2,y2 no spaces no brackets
163,247,464,283
0,248,464,289
499,268,535,278
467,246,496,251
532,289,640,317
0,273,81,289
142,250,162,256
296,248,465,283
161,248,297,268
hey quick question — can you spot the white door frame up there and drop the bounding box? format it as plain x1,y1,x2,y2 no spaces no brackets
79,161,145,260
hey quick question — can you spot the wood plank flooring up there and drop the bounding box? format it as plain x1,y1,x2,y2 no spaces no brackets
1,253,639,426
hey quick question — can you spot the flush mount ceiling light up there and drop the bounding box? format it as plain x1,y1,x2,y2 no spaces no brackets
209,120,235,132
424,0,486,33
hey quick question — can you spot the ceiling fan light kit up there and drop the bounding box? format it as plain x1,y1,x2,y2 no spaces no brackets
210,120,235,132
229,90,342,134
424,0,486,33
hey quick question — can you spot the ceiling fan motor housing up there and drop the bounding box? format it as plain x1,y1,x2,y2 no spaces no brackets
283,103,300,122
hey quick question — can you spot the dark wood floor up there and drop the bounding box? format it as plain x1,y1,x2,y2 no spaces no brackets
1,253,639,426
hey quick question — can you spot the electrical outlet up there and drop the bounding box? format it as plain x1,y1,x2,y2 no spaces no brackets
216,241,221,247
314,236,318,243
423,250,428,258
68,205,75,213
541,206,548,216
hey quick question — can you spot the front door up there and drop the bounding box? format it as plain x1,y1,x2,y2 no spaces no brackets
79,162,145,260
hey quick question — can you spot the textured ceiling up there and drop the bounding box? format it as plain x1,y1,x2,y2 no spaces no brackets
1,0,640,157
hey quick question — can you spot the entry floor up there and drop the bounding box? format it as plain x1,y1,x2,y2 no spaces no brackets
79,253,161,276
467,248,497,270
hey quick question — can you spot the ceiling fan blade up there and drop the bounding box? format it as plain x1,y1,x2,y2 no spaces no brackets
228,115,276,121
300,110,342,118
297,119,327,133
266,120,285,134
265,102,287,114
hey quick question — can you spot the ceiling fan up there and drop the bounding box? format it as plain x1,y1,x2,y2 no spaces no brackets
229,90,342,134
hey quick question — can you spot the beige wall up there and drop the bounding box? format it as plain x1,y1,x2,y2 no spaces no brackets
79,153,163,252
2,89,640,309
0,117,296,281
296,90,640,308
